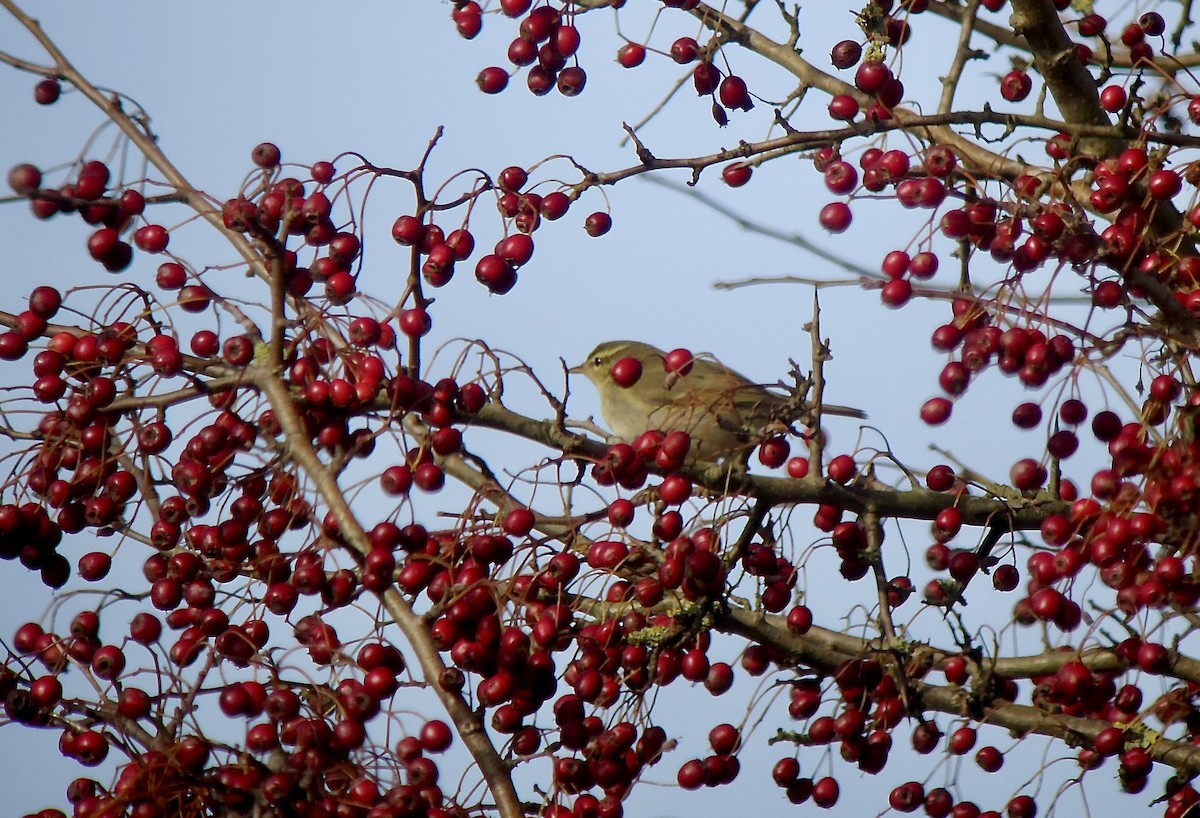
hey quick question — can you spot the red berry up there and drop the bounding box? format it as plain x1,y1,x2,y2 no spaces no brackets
30,674,63,708
812,776,840,808
787,605,813,634
824,161,858,195
420,719,453,752
854,61,890,94
610,356,643,388
671,37,699,64
1010,458,1047,491
381,465,412,496
1011,402,1043,428
1100,85,1127,112
1147,169,1182,200
477,67,509,94
497,166,528,193
1078,14,1107,36
881,278,913,308
1000,70,1032,102
926,464,956,491
677,759,706,789
497,233,534,266
500,0,531,17
8,163,42,195
1094,726,1124,756
34,78,61,105
787,456,810,478
1139,11,1165,36
693,62,722,95
252,142,281,169
819,202,852,233
828,94,859,121
414,462,445,492
827,454,856,484
722,162,752,187
617,43,646,68
773,756,801,785
554,25,580,58
539,192,570,220
28,285,61,319
134,224,170,253
557,66,587,97
831,40,862,69
992,564,1019,591
584,212,612,237
881,250,910,279
87,227,119,261
311,161,335,184
77,551,112,581
910,251,938,279
475,254,517,294
391,215,424,246
662,348,694,376
921,397,952,425
975,745,1004,772
398,308,432,338
91,644,126,680
502,507,535,536
890,782,925,812
949,726,977,754
758,437,790,468
718,75,753,111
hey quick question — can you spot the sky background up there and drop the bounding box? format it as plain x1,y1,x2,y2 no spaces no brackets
0,3,1172,816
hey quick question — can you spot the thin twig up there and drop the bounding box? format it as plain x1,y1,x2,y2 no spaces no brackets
806,292,826,476
937,0,983,115
639,174,878,278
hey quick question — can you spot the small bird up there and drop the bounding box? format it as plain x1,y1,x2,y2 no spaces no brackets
571,340,865,461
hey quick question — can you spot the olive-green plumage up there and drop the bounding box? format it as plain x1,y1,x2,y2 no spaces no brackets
572,340,865,460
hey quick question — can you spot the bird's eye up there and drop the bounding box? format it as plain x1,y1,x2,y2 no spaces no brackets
592,356,602,366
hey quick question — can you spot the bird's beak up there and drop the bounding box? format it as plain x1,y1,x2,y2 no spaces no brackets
567,361,584,375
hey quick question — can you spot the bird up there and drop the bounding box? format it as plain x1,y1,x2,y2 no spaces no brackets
571,340,865,461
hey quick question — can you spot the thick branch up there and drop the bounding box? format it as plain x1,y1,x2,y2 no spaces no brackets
471,402,1068,528
720,607,1200,774
929,0,1200,70
1007,0,1113,151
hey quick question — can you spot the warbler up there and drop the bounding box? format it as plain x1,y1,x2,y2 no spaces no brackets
571,340,865,461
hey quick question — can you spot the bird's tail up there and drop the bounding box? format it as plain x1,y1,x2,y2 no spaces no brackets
821,403,867,420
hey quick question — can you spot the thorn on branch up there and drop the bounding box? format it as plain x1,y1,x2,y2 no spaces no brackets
621,123,656,165
417,127,445,174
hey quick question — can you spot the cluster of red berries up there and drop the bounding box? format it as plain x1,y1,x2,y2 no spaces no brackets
816,144,955,305
8,159,169,273
455,2,587,97
392,164,609,298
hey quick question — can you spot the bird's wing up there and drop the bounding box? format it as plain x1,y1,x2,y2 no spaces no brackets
660,368,787,427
